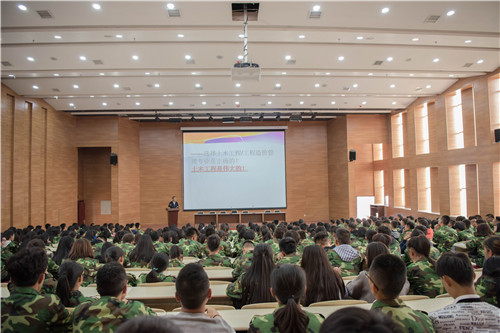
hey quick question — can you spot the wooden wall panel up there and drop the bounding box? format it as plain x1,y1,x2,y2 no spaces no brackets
351,144,374,196
1,93,15,228
466,164,479,215
30,105,46,227
494,163,500,216
12,100,30,227
461,87,477,148
427,102,438,153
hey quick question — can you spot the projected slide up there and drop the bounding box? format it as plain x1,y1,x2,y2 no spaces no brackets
183,131,286,210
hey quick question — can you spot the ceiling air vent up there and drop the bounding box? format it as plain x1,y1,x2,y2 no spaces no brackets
285,103,292,107
186,59,195,65
373,60,384,65
463,62,474,68
309,11,322,19
424,15,440,23
92,60,104,65
310,104,317,107
343,87,351,91
232,3,259,21
286,59,296,65
36,10,53,19
52,88,60,92
1,61,12,66
123,87,131,91
168,9,181,17
321,84,328,88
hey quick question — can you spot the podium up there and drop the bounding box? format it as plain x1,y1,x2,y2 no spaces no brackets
167,208,179,227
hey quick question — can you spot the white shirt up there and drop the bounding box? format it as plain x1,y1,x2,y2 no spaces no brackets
429,294,500,333
162,311,235,333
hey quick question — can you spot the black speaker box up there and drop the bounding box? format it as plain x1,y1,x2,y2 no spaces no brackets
495,128,500,143
110,153,118,165
349,149,356,162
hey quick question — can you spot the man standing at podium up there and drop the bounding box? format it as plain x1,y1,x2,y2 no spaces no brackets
169,196,179,209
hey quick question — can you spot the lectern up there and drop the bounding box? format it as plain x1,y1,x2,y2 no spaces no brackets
167,208,179,227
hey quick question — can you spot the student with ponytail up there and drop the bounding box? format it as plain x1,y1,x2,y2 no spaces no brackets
248,264,324,333
137,253,176,284
476,256,500,307
56,261,94,307
406,235,445,297
169,245,185,267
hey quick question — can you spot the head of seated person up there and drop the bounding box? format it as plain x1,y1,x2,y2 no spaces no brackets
284,230,300,244
372,233,392,248
175,263,211,311
115,315,180,333
279,237,297,256
334,228,351,246
314,232,330,247
241,240,255,254
206,234,221,254
435,252,476,298
96,262,128,299
368,254,406,300
105,246,126,265
319,307,403,333
7,247,48,290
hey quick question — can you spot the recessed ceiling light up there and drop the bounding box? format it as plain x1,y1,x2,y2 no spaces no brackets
102,102,107,106
135,102,140,106
168,102,174,105
99,72,105,76
191,72,197,75
69,103,74,107
8,74,15,77
166,3,175,10
390,84,395,88
299,101,304,105
353,83,358,88
235,83,241,87
426,85,432,89
238,34,244,38
314,83,320,88
341,94,345,97
298,35,305,39
282,72,287,75
381,7,390,14
392,101,397,105
32,85,39,89
53,73,60,77
356,36,364,40
325,72,331,75
237,55,243,60
368,73,373,76
235,101,240,105
185,55,192,60
285,55,292,60
465,40,472,43
449,74,455,77
79,56,87,61
27,56,35,61
267,101,272,105
202,101,207,105
18,4,27,11
113,84,119,88
307,94,311,97
477,59,484,64
73,84,79,89
90,95,95,98
177,34,184,38
338,56,345,61
446,10,455,16
275,83,281,88
362,101,367,105
132,55,139,60
236,94,240,97
195,83,201,88
331,101,336,105
145,72,151,75
412,37,419,41
92,3,101,10
386,57,393,62
54,35,62,39
115,34,123,39
312,5,321,11
433,58,440,62
409,73,415,76
154,83,160,88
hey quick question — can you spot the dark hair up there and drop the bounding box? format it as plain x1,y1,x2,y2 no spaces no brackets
96,262,127,297
115,316,181,333
6,247,48,287
436,253,474,286
240,243,276,306
129,234,157,265
301,245,345,306
68,238,94,260
105,246,126,263
284,230,300,244
483,256,500,305
53,236,75,266
369,254,406,299
335,228,351,245
365,229,377,242
122,233,135,243
372,233,391,247
440,215,451,225
274,227,286,240
279,237,297,255
185,227,199,239
314,232,329,246
319,307,404,333
407,235,435,266
271,264,309,333
146,253,170,283
476,223,494,238
484,236,500,256
169,245,183,260
175,263,209,309
56,261,84,307
206,234,221,252
366,242,389,269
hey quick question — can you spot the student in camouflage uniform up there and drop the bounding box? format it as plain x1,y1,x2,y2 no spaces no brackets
231,241,255,279
275,237,302,265
328,228,364,277
72,262,156,332
178,227,205,258
104,246,138,286
168,245,185,267
406,235,445,298
456,221,474,241
475,255,500,307
56,260,95,307
265,227,286,258
197,234,232,267
369,254,435,333
137,253,176,284
249,264,324,333
118,233,136,254
1,247,72,333
127,234,157,268
432,215,458,253
67,238,100,287
465,223,494,267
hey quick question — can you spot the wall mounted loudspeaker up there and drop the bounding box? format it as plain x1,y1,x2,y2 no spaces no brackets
349,150,356,162
495,128,500,143
110,153,118,166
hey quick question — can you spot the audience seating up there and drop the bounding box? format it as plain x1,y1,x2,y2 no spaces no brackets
241,302,278,309
399,295,430,301
436,293,450,298
172,305,235,312
140,282,175,287
308,299,368,307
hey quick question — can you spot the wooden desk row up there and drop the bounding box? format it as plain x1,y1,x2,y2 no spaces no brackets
194,212,286,225
126,267,234,281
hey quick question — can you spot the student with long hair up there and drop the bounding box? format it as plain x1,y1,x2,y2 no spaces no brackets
128,234,157,267
407,235,445,297
67,238,99,286
137,253,176,284
249,264,324,333
105,246,138,286
168,245,185,267
52,236,74,266
300,245,345,306
476,256,500,307
56,261,94,307
227,243,276,308
466,224,495,267
484,236,500,259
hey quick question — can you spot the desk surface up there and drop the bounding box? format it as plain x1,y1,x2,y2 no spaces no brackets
126,284,229,301
126,268,233,281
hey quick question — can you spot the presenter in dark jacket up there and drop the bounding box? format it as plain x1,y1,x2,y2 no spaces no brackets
168,196,179,209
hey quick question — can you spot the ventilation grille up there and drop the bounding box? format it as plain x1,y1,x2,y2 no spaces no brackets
123,87,131,91
309,11,322,19
168,9,181,17
463,62,474,68
36,10,53,19
424,15,440,23
52,88,60,92
92,60,104,65
343,87,351,91
186,59,195,65
373,60,384,66
286,59,296,65
1,61,12,66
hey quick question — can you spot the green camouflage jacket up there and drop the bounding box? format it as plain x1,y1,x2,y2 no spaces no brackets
466,236,486,267
156,242,174,255
407,258,445,298
127,259,150,268
276,253,302,266
297,239,315,253
136,272,176,284
232,251,253,279
327,250,363,277
389,241,402,257
118,243,135,254
1,286,72,333
72,296,156,333
67,290,96,308
47,258,60,280
475,275,498,307
458,229,474,241
226,273,244,300
248,305,324,333
432,226,458,253
1,241,19,264
403,247,440,266
178,239,205,258
197,253,232,267
220,240,232,257
169,258,185,267
153,241,168,254
371,299,435,333
73,258,100,287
